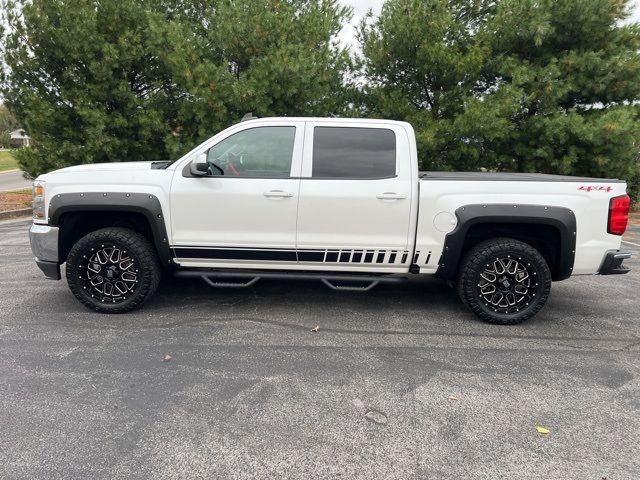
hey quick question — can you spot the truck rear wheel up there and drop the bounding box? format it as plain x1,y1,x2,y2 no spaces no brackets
66,227,161,313
457,238,551,325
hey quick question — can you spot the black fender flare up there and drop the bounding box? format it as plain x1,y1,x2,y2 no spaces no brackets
48,192,173,266
435,204,577,281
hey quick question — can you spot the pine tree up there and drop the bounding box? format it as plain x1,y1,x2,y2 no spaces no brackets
0,0,352,176
359,0,640,195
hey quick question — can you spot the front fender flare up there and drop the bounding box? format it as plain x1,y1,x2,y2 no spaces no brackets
48,192,172,266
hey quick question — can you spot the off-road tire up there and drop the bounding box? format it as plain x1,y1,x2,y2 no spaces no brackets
66,227,161,313
457,237,552,325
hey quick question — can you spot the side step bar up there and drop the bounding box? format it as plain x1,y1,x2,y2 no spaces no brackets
201,276,261,289
321,278,379,292
174,269,407,292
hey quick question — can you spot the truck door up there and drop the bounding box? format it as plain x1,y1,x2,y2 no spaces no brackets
295,122,415,272
170,121,304,268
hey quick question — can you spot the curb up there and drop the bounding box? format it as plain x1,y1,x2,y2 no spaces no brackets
0,208,32,221
0,169,21,175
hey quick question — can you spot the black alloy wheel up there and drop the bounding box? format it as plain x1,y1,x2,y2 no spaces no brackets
457,237,552,325
66,227,161,313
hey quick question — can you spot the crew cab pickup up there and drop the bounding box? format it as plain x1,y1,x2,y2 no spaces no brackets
29,117,633,324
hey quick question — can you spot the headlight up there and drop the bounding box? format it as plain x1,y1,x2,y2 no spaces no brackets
32,180,46,220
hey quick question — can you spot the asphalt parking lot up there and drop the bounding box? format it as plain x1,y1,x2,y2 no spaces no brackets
1,218,639,479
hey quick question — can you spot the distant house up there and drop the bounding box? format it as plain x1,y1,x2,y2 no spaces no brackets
10,129,31,148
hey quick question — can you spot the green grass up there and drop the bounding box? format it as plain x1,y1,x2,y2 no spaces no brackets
0,150,19,172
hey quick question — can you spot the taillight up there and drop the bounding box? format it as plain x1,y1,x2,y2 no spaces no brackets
607,194,630,235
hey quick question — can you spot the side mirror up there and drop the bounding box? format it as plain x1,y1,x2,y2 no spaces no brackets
189,153,208,176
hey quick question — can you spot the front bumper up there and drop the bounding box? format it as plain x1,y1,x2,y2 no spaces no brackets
598,250,631,275
29,223,61,280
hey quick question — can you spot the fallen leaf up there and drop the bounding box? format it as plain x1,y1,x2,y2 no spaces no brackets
447,395,459,401
536,426,550,434
364,409,388,425
163,354,172,362
311,325,320,332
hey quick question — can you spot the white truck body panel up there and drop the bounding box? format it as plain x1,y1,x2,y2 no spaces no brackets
415,180,627,275
37,164,174,237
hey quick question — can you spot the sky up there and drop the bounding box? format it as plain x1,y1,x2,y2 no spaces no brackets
338,0,640,48
338,0,385,48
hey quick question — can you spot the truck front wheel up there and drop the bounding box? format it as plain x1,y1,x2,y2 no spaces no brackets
66,227,161,313
457,238,552,325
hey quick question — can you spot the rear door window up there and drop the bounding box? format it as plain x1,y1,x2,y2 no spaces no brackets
311,127,396,179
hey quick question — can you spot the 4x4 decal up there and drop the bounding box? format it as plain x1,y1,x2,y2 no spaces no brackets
579,185,613,192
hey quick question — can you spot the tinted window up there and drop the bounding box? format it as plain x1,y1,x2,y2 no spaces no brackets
206,126,295,177
312,127,396,178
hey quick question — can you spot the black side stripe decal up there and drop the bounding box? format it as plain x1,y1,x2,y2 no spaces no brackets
410,251,433,268
174,247,297,262
325,251,339,262
298,251,325,262
173,247,413,264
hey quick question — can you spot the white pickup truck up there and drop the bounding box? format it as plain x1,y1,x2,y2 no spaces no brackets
29,117,632,324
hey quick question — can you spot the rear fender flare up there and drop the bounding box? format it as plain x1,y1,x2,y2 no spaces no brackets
435,204,577,281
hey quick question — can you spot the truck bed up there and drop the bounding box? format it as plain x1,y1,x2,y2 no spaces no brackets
414,170,628,278
419,171,625,183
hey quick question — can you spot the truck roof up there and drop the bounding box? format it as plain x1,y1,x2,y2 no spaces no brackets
239,116,411,126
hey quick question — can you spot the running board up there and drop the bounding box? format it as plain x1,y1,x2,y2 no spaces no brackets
174,269,407,291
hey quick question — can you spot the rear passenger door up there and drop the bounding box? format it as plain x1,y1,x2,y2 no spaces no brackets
296,122,414,272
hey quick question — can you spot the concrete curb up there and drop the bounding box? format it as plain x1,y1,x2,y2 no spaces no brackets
0,208,31,221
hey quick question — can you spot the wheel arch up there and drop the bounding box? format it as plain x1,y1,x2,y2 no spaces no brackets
48,192,173,267
436,204,576,281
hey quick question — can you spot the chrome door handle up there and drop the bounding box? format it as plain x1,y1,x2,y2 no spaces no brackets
264,190,293,198
376,192,407,200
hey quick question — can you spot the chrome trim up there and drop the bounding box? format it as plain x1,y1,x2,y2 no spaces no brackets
29,223,59,262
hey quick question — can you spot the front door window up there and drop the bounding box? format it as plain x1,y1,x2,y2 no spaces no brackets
206,126,296,177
